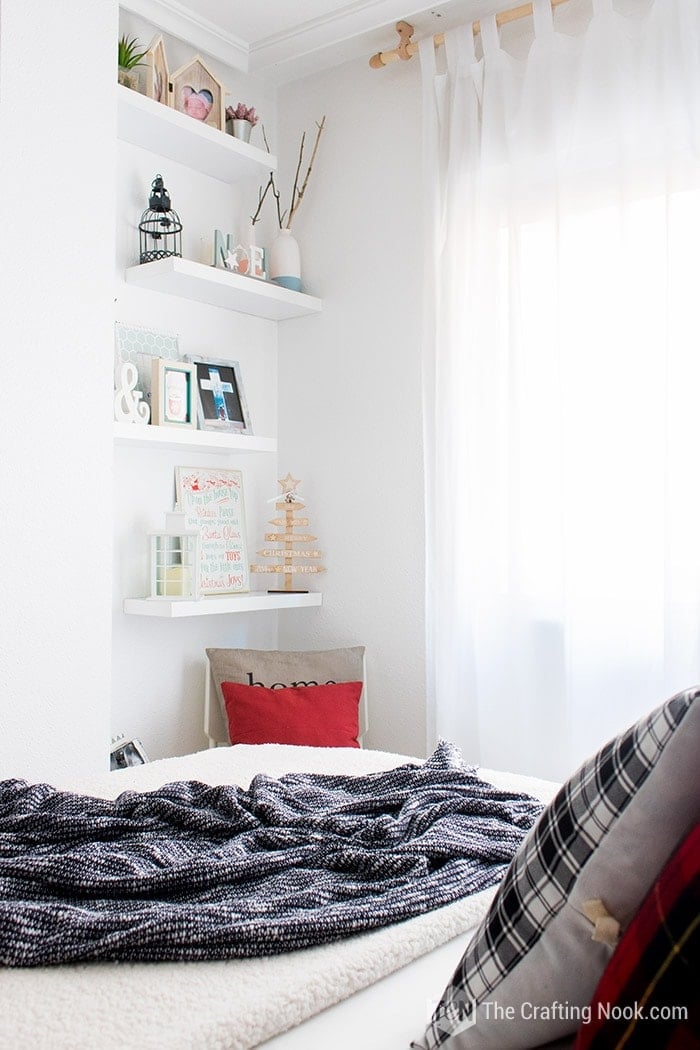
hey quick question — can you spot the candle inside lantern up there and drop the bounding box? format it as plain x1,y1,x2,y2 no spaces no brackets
162,565,192,596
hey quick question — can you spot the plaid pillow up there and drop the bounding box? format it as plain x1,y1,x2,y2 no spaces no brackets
413,688,699,1049
575,820,699,1049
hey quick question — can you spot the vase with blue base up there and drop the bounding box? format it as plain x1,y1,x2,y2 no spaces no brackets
270,228,302,292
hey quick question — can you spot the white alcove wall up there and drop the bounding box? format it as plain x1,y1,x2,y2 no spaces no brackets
276,55,428,758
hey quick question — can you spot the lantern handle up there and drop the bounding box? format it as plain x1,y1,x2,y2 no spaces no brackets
149,174,172,212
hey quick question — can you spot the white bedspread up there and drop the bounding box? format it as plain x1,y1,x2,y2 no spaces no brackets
0,745,558,1050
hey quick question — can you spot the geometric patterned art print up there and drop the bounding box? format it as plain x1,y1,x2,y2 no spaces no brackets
115,322,180,407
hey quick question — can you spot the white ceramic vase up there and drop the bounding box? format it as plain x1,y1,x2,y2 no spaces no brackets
269,229,301,292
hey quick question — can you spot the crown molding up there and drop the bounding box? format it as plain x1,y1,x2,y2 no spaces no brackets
248,0,456,80
120,0,464,84
120,0,250,72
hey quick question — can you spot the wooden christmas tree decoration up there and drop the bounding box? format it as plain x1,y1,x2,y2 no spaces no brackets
250,473,326,593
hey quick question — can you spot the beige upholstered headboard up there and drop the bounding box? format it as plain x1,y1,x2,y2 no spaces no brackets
204,647,369,748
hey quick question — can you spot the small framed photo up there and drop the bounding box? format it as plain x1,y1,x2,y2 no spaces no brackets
110,736,149,771
168,55,225,131
151,359,196,428
186,355,252,434
143,34,169,105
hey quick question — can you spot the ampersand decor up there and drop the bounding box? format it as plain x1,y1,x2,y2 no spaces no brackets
114,362,150,424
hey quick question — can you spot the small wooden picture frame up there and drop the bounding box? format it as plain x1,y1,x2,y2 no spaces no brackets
168,55,225,131
185,355,252,434
151,359,196,428
143,34,169,105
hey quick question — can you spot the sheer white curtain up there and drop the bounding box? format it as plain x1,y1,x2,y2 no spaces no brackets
420,0,700,781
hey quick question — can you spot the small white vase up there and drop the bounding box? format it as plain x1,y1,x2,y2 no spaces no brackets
269,229,301,292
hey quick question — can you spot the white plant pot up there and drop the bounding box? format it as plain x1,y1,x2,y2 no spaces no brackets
269,229,301,292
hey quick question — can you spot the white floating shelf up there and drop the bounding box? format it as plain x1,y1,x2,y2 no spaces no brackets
123,593,323,617
125,258,322,320
117,84,275,183
113,422,276,455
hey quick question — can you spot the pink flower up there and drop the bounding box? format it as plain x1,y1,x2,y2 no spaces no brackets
225,102,259,125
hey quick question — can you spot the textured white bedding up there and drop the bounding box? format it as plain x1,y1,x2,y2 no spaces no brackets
0,745,558,1050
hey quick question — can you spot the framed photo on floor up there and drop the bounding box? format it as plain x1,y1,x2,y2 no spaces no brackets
186,355,252,434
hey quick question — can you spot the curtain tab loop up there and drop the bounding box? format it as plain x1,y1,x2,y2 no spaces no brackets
532,0,554,37
446,23,476,72
480,14,499,54
444,28,459,77
418,33,437,78
461,22,477,65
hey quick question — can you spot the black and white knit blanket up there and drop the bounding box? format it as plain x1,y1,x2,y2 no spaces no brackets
0,741,543,967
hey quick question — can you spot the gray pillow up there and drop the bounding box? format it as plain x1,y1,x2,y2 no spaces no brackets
206,647,366,746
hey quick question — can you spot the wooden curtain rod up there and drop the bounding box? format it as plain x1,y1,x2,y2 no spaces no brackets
369,0,570,68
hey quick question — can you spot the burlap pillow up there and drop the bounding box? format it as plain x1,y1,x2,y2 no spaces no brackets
205,647,366,746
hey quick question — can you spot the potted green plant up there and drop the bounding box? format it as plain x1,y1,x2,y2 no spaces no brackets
118,34,148,91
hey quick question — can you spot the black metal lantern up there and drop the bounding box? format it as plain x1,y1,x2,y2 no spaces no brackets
138,174,182,264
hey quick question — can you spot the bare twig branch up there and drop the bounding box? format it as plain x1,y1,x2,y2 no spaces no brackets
251,119,326,231
286,116,326,229
250,173,274,226
270,173,287,228
287,131,307,230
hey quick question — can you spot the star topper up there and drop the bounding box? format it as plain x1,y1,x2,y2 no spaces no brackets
267,473,305,504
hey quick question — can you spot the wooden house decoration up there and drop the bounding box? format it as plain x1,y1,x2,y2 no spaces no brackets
142,34,169,105
250,474,325,593
168,55,225,132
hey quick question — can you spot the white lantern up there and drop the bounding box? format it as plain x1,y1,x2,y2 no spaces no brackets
149,508,201,600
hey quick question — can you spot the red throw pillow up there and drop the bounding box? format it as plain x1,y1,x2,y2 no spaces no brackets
220,681,362,748
575,820,700,1049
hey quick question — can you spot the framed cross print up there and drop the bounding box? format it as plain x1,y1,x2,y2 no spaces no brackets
185,355,252,434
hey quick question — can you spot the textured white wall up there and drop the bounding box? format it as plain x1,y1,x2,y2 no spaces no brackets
276,57,427,757
0,0,116,779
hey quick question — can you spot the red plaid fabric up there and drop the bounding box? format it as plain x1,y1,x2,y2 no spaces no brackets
575,821,700,1049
